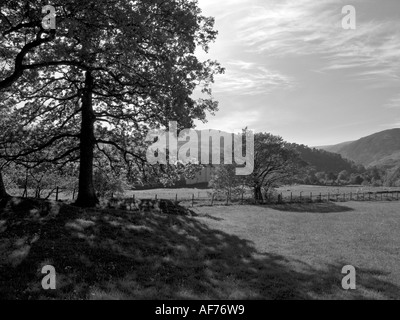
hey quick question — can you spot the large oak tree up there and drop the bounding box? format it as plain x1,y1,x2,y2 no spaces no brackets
0,0,223,206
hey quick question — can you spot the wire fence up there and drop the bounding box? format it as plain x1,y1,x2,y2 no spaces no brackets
10,188,400,208
173,190,400,207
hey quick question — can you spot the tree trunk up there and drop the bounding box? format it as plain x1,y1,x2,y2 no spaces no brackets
0,170,10,199
254,185,263,203
75,71,99,207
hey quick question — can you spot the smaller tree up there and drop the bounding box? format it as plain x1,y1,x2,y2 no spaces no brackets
209,165,246,200
93,170,128,199
315,171,326,185
337,170,350,185
246,133,301,202
326,172,337,185
350,174,364,185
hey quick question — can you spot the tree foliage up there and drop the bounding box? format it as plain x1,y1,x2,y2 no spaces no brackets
0,0,223,206
209,132,301,202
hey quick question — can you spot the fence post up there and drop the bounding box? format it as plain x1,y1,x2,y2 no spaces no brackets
310,192,313,202
72,188,76,200
155,194,158,201
56,187,59,201
192,194,195,207
290,192,293,203
211,193,215,206
175,194,178,204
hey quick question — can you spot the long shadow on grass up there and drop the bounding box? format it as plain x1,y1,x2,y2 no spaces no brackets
259,202,354,213
0,197,398,300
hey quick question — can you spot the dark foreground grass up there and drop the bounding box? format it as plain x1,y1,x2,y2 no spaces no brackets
0,197,399,300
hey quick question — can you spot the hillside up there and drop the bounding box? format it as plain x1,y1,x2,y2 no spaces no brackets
318,129,400,168
317,141,354,154
291,144,360,174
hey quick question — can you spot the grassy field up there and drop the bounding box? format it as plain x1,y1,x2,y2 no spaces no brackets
194,201,400,299
1,197,399,300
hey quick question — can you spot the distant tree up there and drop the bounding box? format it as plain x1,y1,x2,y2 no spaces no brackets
338,170,349,181
315,171,326,184
325,172,337,185
385,166,400,187
370,177,382,187
350,174,364,185
209,165,245,200
337,170,350,185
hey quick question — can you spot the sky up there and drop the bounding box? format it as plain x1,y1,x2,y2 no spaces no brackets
193,0,400,147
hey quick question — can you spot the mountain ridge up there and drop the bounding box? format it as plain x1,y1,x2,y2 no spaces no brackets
317,128,400,168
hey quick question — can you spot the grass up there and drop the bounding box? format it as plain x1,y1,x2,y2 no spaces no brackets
195,201,400,299
0,197,400,300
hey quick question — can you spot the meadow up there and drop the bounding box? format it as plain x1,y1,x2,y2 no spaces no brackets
0,195,399,300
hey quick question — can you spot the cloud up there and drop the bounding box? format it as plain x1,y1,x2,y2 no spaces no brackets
200,0,400,82
212,60,294,95
384,94,400,109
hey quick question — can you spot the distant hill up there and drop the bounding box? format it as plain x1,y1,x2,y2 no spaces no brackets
291,143,361,174
317,141,354,154
318,129,400,168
